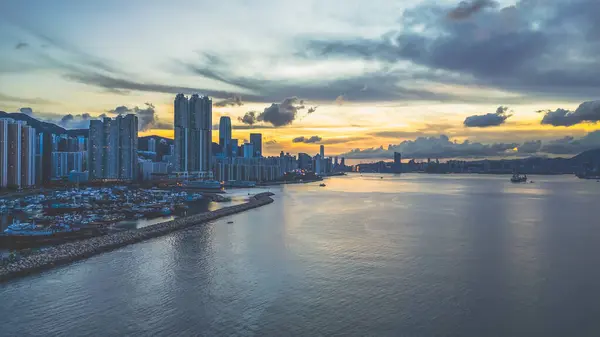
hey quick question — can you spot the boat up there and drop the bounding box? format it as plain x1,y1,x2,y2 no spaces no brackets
319,183,326,187
510,173,527,183
576,172,600,180
182,180,222,190
224,180,257,188
0,221,100,249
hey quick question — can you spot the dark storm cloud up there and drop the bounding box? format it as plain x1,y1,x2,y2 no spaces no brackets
447,0,498,20
302,0,600,100
107,103,167,131
238,97,306,127
15,42,29,49
463,106,512,127
214,95,243,107
292,136,322,144
540,100,600,127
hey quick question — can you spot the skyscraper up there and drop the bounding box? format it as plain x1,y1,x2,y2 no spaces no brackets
219,116,232,155
148,138,156,152
118,114,138,180
250,133,262,157
320,144,325,158
21,124,36,187
394,152,402,173
243,143,254,159
0,120,36,189
0,119,10,188
88,119,104,179
174,93,189,172
174,94,212,173
88,115,138,181
230,139,238,158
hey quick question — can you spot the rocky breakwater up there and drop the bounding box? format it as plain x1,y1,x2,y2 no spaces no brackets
0,192,275,282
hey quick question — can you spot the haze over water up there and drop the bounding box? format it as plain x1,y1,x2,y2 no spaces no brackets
2,174,600,336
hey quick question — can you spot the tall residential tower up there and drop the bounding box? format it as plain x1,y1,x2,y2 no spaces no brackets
174,94,213,173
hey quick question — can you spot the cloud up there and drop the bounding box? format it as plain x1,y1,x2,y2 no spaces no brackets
214,95,243,107
540,100,600,127
335,95,345,105
320,137,369,145
66,72,254,100
15,42,29,49
292,136,322,144
238,111,258,125
260,97,304,126
265,139,278,145
107,103,167,131
0,92,55,105
303,0,600,100
238,97,306,127
463,106,512,127
371,130,425,138
342,131,600,159
308,107,317,113
541,131,600,154
517,140,542,154
59,114,74,126
342,135,518,159
19,107,33,115
80,113,91,120
447,0,498,20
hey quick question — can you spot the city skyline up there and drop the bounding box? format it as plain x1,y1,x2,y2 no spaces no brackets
1,0,600,160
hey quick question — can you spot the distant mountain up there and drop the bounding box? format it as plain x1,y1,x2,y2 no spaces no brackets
570,148,600,164
0,111,88,137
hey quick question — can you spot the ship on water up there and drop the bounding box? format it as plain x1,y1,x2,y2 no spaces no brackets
0,221,100,249
511,173,528,183
181,180,222,190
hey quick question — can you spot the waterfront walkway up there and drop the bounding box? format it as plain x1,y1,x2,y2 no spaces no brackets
0,192,275,282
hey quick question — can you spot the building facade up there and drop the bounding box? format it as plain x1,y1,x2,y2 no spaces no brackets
250,133,262,157
174,94,212,173
219,116,232,155
88,114,138,181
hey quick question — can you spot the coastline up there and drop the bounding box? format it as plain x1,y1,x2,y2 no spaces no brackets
0,192,275,283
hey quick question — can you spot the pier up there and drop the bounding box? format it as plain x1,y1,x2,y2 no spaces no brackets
0,192,275,282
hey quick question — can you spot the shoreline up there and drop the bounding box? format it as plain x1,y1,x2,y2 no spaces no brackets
0,192,275,283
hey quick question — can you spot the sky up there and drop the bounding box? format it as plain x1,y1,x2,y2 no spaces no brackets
1,0,600,162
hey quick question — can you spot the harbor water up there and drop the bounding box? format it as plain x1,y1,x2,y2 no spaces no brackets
1,174,600,336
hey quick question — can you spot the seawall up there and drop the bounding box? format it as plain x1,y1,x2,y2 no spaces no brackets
0,192,275,282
